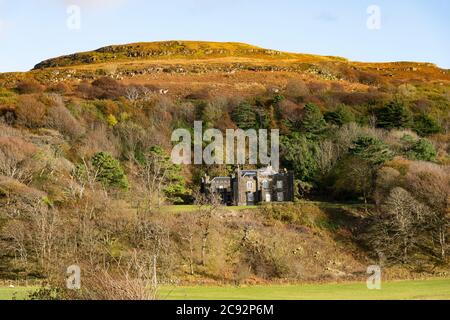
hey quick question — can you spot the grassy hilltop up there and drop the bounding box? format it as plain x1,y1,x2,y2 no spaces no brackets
32,41,346,70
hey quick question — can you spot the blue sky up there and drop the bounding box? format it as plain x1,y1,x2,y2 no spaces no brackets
0,0,449,72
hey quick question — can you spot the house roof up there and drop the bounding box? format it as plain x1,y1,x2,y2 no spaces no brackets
240,166,277,177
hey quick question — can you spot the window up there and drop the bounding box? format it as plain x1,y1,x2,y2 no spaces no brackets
247,181,253,191
277,192,284,202
277,181,283,189
262,180,269,189
247,193,255,203
265,193,271,202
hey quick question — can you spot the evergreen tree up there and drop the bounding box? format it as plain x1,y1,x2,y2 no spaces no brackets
232,102,257,130
324,105,355,127
350,136,394,166
375,101,412,129
92,152,129,189
282,133,319,182
301,103,327,139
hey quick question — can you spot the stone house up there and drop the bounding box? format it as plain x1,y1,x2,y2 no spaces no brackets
201,166,295,206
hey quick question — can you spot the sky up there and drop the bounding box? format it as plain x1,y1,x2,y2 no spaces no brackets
0,0,449,72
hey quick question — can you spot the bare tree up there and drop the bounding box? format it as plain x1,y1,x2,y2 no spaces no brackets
125,86,140,106
193,190,222,266
0,137,37,182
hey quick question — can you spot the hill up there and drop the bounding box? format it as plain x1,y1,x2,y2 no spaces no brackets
32,41,347,70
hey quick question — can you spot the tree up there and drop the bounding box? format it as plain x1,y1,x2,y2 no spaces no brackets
368,187,432,264
375,101,412,130
331,156,374,203
300,103,327,139
370,161,449,264
350,136,394,166
136,146,189,207
91,152,129,190
232,102,257,130
324,105,355,127
405,163,449,261
282,133,319,182
413,114,442,137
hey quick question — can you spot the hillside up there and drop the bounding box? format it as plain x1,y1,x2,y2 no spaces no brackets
0,40,449,299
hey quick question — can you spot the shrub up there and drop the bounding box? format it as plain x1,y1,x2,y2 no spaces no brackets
91,152,128,190
15,95,47,128
91,77,125,99
413,114,442,137
95,100,120,115
405,138,437,162
285,79,309,98
16,80,44,94
47,82,70,94
107,114,118,127
0,136,38,181
45,96,85,139
77,78,125,100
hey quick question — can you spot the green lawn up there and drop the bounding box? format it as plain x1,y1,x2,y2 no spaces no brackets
0,286,36,300
159,279,450,300
1,279,449,300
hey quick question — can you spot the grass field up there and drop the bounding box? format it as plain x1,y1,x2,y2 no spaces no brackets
1,279,449,300
159,279,450,300
0,287,36,300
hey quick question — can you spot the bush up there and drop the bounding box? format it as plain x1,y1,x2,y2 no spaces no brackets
91,77,125,99
285,79,309,98
47,82,70,95
413,114,442,137
45,96,85,139
16,80,44,94
78,78,125,100
15,95,47,128
91,152,128,190
405,138,437,162
0,137,38,181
